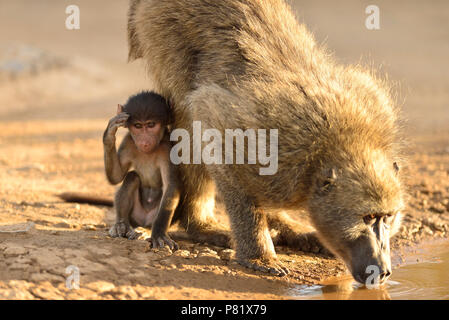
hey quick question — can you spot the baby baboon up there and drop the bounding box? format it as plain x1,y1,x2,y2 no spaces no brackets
128,0,404,283
104,91,180,250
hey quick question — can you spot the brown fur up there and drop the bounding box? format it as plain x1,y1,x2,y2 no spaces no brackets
128,0,405,279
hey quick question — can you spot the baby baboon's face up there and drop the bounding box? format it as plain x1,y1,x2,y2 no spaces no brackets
129,120,165,154
308,160,403,285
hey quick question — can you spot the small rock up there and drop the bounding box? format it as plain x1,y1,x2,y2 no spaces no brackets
429,204,446,214
66,288,98,300
423,227,434,236
14,163,45,172
161,246,173,253
30,282,64,300
112,286,139,300
0,222,35,234
85,281,115,293
86,246,111,256
199,247,217,255
8,263,30,271
159,259,173,266
196,253,220,264
159,258,177,269
219,249,235,261
173,250,191,258
94,223,107,228
54,221,72,229
83,225,97,231
4,246,27,256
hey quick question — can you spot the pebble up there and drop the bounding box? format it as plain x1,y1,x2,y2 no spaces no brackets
423,227,434,236
173,250,191,258
0,222,35,233
429,204,446,214
158,246,173,255
219,249,235,261
112,286,139,299
196,252,220,264
85,281,115,293
199,247,217,255
8,263,30,271
54,221,74,229
31,283,64,300
14,164,45,173
4,246,28,256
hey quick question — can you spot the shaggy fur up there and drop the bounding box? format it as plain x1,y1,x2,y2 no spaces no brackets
127,0,404,275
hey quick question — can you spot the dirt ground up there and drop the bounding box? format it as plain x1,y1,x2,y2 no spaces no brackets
0,0,448,299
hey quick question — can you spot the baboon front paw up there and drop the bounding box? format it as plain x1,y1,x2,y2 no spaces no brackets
237,258,289,277
109,221,134,239
149,234,179,251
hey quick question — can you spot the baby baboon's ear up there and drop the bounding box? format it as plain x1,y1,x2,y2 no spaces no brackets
117,104,124,115
166,124,173,132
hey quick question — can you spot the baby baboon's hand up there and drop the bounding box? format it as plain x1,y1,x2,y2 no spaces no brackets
103,112,130,146
150,233,179,251
109,221,139,240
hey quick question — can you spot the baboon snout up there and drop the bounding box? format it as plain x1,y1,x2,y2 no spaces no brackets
136,137,156,153
352,259,392,285
345,236,392,285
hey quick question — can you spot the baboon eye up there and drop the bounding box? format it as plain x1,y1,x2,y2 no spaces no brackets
384,213,394,222
322,179,332,188
146,121,156,128
134,123,143,129
363,214,377,224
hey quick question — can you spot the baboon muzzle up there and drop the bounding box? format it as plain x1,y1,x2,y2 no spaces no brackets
347,229,392,285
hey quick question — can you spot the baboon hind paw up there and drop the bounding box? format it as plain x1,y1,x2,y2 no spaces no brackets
237,258,289,277
187,229,232,248
284,232,332,256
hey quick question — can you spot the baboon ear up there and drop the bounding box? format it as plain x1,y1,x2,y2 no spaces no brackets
166,124,173,132
393,162,399,173
117,104,124,115
319,168,337,191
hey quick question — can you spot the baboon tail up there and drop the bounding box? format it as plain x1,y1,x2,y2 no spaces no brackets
58,192,113,207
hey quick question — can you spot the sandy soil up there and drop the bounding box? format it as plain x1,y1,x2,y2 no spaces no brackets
0,0,448,299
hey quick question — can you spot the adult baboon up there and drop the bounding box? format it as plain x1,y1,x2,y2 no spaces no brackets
127,0,404,283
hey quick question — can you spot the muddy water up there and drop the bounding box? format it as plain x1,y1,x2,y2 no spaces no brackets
289,241,449,300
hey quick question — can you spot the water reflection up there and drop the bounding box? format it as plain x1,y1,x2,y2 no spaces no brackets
289,242,449,300
290,276,392,300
